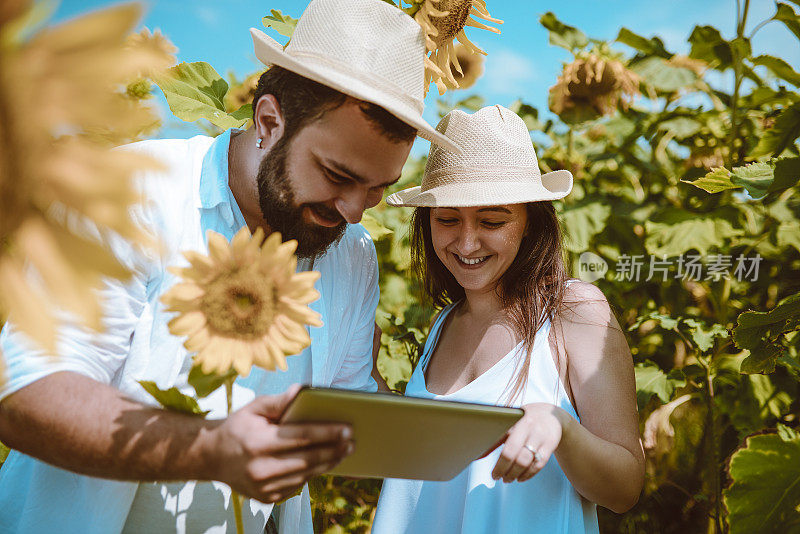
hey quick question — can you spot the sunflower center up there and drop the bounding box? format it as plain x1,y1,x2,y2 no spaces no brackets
566,59,618,97
431,0,472,46
201,268,275,337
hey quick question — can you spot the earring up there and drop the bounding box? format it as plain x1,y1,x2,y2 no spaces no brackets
256,138,263,149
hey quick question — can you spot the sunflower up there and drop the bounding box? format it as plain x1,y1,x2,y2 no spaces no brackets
0,1,175,351
162,227,322,377
406,0,502,95
450,44,483,90
549,53,640,124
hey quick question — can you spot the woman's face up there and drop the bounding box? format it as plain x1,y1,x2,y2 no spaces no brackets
430,204,528,294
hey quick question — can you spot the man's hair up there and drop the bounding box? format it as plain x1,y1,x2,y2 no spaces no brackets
251,66,416,143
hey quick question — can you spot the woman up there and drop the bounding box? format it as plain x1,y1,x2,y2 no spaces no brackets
372,105,644,533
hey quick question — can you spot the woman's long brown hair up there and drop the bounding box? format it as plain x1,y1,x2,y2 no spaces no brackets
410,202,569,404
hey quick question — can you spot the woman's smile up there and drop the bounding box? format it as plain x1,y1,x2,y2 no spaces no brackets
453,253,492,268
431,205,527,293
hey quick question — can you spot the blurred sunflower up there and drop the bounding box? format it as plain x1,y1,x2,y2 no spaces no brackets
162,228,322,377
125,28,178,106
450,44,483,90
0,1,175,351
549,53,640,124
405,0,501,95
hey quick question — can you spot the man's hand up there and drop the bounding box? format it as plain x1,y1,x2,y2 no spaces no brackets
0,373,353,504
209,385,354,503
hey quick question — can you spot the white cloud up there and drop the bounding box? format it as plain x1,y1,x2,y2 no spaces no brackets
484,48,537,95
195,6,219,27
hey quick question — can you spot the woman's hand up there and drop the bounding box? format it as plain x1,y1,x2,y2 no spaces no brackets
491,402,571,483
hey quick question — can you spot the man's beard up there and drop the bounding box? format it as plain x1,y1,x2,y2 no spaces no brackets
255,135,347,259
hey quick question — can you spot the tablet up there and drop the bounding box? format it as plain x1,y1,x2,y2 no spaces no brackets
280,387,523,481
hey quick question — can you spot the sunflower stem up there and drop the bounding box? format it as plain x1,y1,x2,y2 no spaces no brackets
226,377,245,534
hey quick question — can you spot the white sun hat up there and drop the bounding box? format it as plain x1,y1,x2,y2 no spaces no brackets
386,105,573,207
249,0,462,154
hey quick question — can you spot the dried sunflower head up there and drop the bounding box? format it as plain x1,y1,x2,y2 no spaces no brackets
666,55,707,77
162,227,323,377
0,1,175,350
549,53,640,124
450,44,483,90
407,0,501,95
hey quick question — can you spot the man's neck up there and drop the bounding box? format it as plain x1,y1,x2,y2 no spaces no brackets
228,128,271,234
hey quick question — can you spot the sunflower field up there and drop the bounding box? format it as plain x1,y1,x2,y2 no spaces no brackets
1,0,800,533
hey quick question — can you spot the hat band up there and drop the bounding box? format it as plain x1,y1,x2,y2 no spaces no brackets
422,165,543,191
287,49,424,114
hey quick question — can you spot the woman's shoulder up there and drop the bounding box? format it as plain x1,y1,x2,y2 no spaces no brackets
553,280,620,346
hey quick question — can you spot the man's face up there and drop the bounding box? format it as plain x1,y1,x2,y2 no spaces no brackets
257,101,413,258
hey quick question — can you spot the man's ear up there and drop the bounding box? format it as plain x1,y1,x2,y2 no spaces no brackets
253,94,285,151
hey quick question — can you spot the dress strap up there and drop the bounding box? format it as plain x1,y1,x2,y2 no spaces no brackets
418,302,460,372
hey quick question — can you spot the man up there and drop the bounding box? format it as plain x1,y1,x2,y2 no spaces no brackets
0,0,459,532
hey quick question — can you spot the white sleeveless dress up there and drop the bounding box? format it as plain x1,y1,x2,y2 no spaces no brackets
372,298,599,534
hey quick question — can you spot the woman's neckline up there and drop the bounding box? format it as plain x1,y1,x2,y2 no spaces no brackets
421,302,527,398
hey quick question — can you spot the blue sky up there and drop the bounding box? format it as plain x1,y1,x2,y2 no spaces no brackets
54,0,800,154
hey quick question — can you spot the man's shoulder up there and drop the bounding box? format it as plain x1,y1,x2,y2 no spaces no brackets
117,135,216,241
118,135,215,162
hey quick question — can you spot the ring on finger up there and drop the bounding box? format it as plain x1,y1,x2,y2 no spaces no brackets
523,443,539,463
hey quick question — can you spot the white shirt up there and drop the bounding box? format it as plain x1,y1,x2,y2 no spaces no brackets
0,130,379,533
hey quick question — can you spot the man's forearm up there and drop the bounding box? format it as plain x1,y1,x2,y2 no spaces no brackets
0,371,220,482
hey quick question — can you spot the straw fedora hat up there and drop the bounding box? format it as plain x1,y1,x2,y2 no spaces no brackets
249,0,462,154
386,105,573,207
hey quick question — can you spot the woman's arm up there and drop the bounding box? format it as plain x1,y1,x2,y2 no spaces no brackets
491,281,645,513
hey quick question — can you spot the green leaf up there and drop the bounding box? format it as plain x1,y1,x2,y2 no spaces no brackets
559,200,612,253
138,381,209,416
753,55,800,86
187,365,236,398
772,157,800,193
688,25,732,68
154,62,249,130
777,221,800,253
682,168,738,194
630,311,681,331
539,12,588,51
751,103,800,157
735,292,800,374
360,213,393,241
644,207,744,256
508,101,544,131
229,104,253,122
631,57,697,93
685,159,798,197
262,9,298,38
615,27,671,58
773,3,800,42
730,36,752,62
634,361,686,409
682,318,729,352
656,116,703,139
724,433,800,533
777,423,800,442
731,162,775,199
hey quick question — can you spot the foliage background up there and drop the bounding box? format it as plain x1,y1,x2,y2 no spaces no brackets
317,3,800,532
2,1,800,533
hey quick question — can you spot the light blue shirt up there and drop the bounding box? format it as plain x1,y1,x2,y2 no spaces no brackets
0,129,379,533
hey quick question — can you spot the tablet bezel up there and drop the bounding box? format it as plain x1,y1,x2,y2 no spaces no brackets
280,386,523,481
